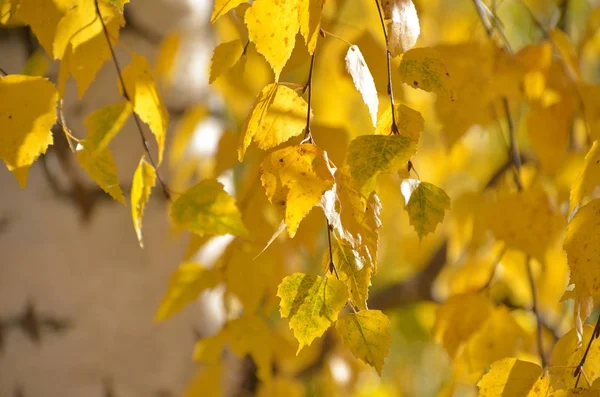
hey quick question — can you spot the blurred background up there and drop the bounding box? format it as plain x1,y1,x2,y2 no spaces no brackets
1,0,599,396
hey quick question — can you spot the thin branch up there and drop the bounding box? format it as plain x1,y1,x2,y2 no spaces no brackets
319,28,354,47
94,0,171,201
374,0,399,135
302,46,317,144
574,317,600,387
0,67,7,76
525,255,548,368
325,218,340,279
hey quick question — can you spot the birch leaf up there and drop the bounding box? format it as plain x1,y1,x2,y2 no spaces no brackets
211,0,247,23
345,45,379,127
277,273,348,352
398,47,456,100
298,0,324,54
75,142,126,204
375,104,424,143
209,40,244,84
239,83,310,161
401,180,451,240
131,157,156,248
382,0,420,57
570,141,600,214
84,101,132,154
336,310,391,375
477,358,552,397
260,145,334,238
170,179,248,237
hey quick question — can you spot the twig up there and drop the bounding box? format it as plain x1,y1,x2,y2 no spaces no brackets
574,317,600,387
95,0,171,200
0,67,7,75
525,255,548,368
302,46,317,144
374,0,399,135
325,218,340,279
319,28,354,47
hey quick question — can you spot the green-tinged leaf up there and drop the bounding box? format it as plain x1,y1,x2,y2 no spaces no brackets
346,135,417,197
477,358,552,396
239,83,310,161
401,180,450,239
322,239,371,310
261,145,334,238
335,310,391,375
155,263,220,321
131,157,156,248
75,142,126,204
277,273,348,352
84,101,132,153
398,47,456,100
170,179,248,237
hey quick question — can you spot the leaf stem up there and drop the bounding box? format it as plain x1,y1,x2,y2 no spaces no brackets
319,28,354,47
574,316,600,387
374,0,399,135
94,0,171,201
0,67,7,76
302,45,317,144
325,217,340,280
525,255,548,368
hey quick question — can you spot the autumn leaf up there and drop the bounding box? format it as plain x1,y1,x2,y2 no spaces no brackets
551,325,600,390
346,134,417,197
335,310,391,375
570,141,600,214
398,47,455,100
155,263,221,321
131,157,156,248
239,83,310,161
277,273,348,352
345,45,379,127
381,0,420,57
155,32,181,84
245,0,299,80
322,239,372,310
375,104,424,143
485,185,565,263
225,315,273,381
184,364,223,397
170,179,247,237
0,75,58,188
211,0,247,23
122,53,169,165
83,101,132,154
260,144,334,238
298,0,323,54
15,0,63,56
477,358,553,396
75,142,126,204
400,179,450,240
563,199,600,339
209,40,245,84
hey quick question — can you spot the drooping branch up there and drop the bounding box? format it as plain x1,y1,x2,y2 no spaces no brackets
95,0,171,200
374,0,399,135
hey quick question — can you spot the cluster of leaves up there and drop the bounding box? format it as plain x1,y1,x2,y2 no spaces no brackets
4,0,600,395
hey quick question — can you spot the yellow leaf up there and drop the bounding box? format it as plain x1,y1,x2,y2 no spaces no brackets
477,358,553,397
225,315,273,381
84,101,132,153
16,0,63,56
298,0,323,54
211,0,247,23
226,243,271,313
527,101,574,175
245,0,299,80
277,273,348,352
551,325,600,391
401,180,450,240
260,144,334,238
21,50,50,77
209,40,244,84
75,142,126,204
550,29,581,80
485,185,565,263
0,0,18,25
184,364,223,397
239,83,310,161
345,45,379,127
53,0,122,60
346,134,417,197
398,47,456,101
155,262,220,321
170,179,248,237
570,141,600,214
375,104,424,143
322,239,372,310
579,84,600,141
131,157,156,248
193,333,227,363
155,32,181,85
122,54,169,164
563,199,600,338
169,106,208,167
257,377,305,397
433,293,493,358
0,75,58,188
335,310,391,375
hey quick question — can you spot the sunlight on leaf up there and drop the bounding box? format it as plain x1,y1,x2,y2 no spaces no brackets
131,157,156,248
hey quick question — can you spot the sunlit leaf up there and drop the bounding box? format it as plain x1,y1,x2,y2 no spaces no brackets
477,358,553,396
131,157,156,248
84,101,132,153
209,40,245,84
345,45,379,127
375,104,424,143
401,180,450,240
75,142,126,204
570,141,600,214
298,0,323,54
211,0,247,23
398,47,456,100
